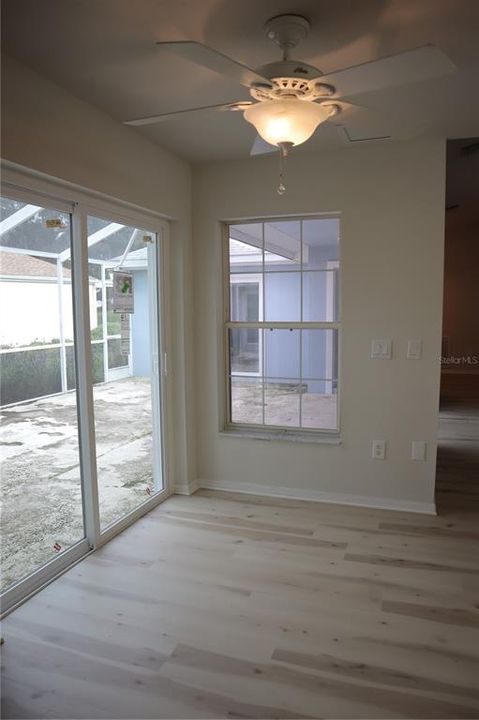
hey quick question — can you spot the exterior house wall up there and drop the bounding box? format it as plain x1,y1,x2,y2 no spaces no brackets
0,279,97,346
130,269,150,377
232,242,338,385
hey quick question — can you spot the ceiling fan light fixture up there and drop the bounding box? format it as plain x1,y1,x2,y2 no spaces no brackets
243,99,332,148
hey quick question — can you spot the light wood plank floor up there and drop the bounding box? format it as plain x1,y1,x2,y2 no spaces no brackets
1,406,478,719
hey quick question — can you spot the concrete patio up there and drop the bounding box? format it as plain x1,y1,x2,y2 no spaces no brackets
0,377,154,591
231,379,338,429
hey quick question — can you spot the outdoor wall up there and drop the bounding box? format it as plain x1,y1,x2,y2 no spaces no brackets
0,279,98,347
0,280,72,346
193,137,446,512
131,269,150,378
262,273,334,384
232,239,337,383
1,55,196,491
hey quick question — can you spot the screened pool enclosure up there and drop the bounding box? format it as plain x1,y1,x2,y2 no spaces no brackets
0,199,151,403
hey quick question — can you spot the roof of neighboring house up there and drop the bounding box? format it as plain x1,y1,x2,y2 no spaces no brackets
0,250,72,278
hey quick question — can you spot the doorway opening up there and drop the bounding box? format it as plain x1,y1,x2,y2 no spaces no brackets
436,138,479,513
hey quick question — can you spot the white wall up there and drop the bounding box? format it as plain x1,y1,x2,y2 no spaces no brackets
193,137,446,512
2,54,447,511
0,280,98,346
1,55,196,490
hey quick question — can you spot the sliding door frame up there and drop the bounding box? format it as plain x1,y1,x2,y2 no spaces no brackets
1,165,173,616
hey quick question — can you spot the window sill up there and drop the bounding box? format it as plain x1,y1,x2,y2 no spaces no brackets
220,428,341,445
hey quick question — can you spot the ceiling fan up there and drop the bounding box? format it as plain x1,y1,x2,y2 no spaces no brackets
124,14,454,190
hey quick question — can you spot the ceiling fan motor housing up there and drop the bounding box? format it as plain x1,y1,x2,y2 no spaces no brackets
251,63,335,102
254,60,323,83
253,14,336,103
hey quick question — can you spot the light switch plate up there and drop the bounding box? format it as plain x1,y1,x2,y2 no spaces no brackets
371,339,392,359
407,339,422,360
411,441,427,461
372,440,386,459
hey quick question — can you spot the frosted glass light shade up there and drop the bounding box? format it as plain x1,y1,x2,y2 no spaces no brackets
244,99,331,147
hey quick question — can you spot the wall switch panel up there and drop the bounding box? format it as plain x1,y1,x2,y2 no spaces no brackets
371,339,392,359
411,441,427,461
372,440,386,459
407,339,422,359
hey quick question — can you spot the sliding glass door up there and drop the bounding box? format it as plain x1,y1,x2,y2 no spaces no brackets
86,215,164,531
0,184,168,614
0,196,87,595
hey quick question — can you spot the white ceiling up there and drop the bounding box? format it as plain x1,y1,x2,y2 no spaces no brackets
3,0,479,163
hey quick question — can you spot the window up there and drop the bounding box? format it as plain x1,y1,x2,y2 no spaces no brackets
225,217,340,433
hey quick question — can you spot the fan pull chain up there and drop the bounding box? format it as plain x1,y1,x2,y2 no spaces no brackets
277,145,286,195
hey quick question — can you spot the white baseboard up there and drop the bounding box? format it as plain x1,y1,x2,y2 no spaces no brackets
196,479,436,515
174,478,200,496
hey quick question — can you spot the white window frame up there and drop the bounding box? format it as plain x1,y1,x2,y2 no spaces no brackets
0,162,173,617
223,216,341,438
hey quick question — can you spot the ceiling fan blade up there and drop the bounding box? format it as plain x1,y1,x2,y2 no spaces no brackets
320,45,455,99
250,134,277,156
336,125,392,144
156,41,273,89
124,102,240,126
332,100,419,143
333,100,393,142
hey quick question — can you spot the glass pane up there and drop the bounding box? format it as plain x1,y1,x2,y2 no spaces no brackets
302,329,338,380
0,347,62,402
265,272,301,322
0,200,85,592
265,379,300,427
265,329,300,378
105,287,122,335
229,328,261,374
230,278,261,321
0,200,72,254
108,338,128,370
264,220,301,271
301,384,338,430
230,376,263,424
87,216,164,531
229,223,262,273
302,218,340,270
302,270,338,322
89,266,103,341
86,221,148,262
